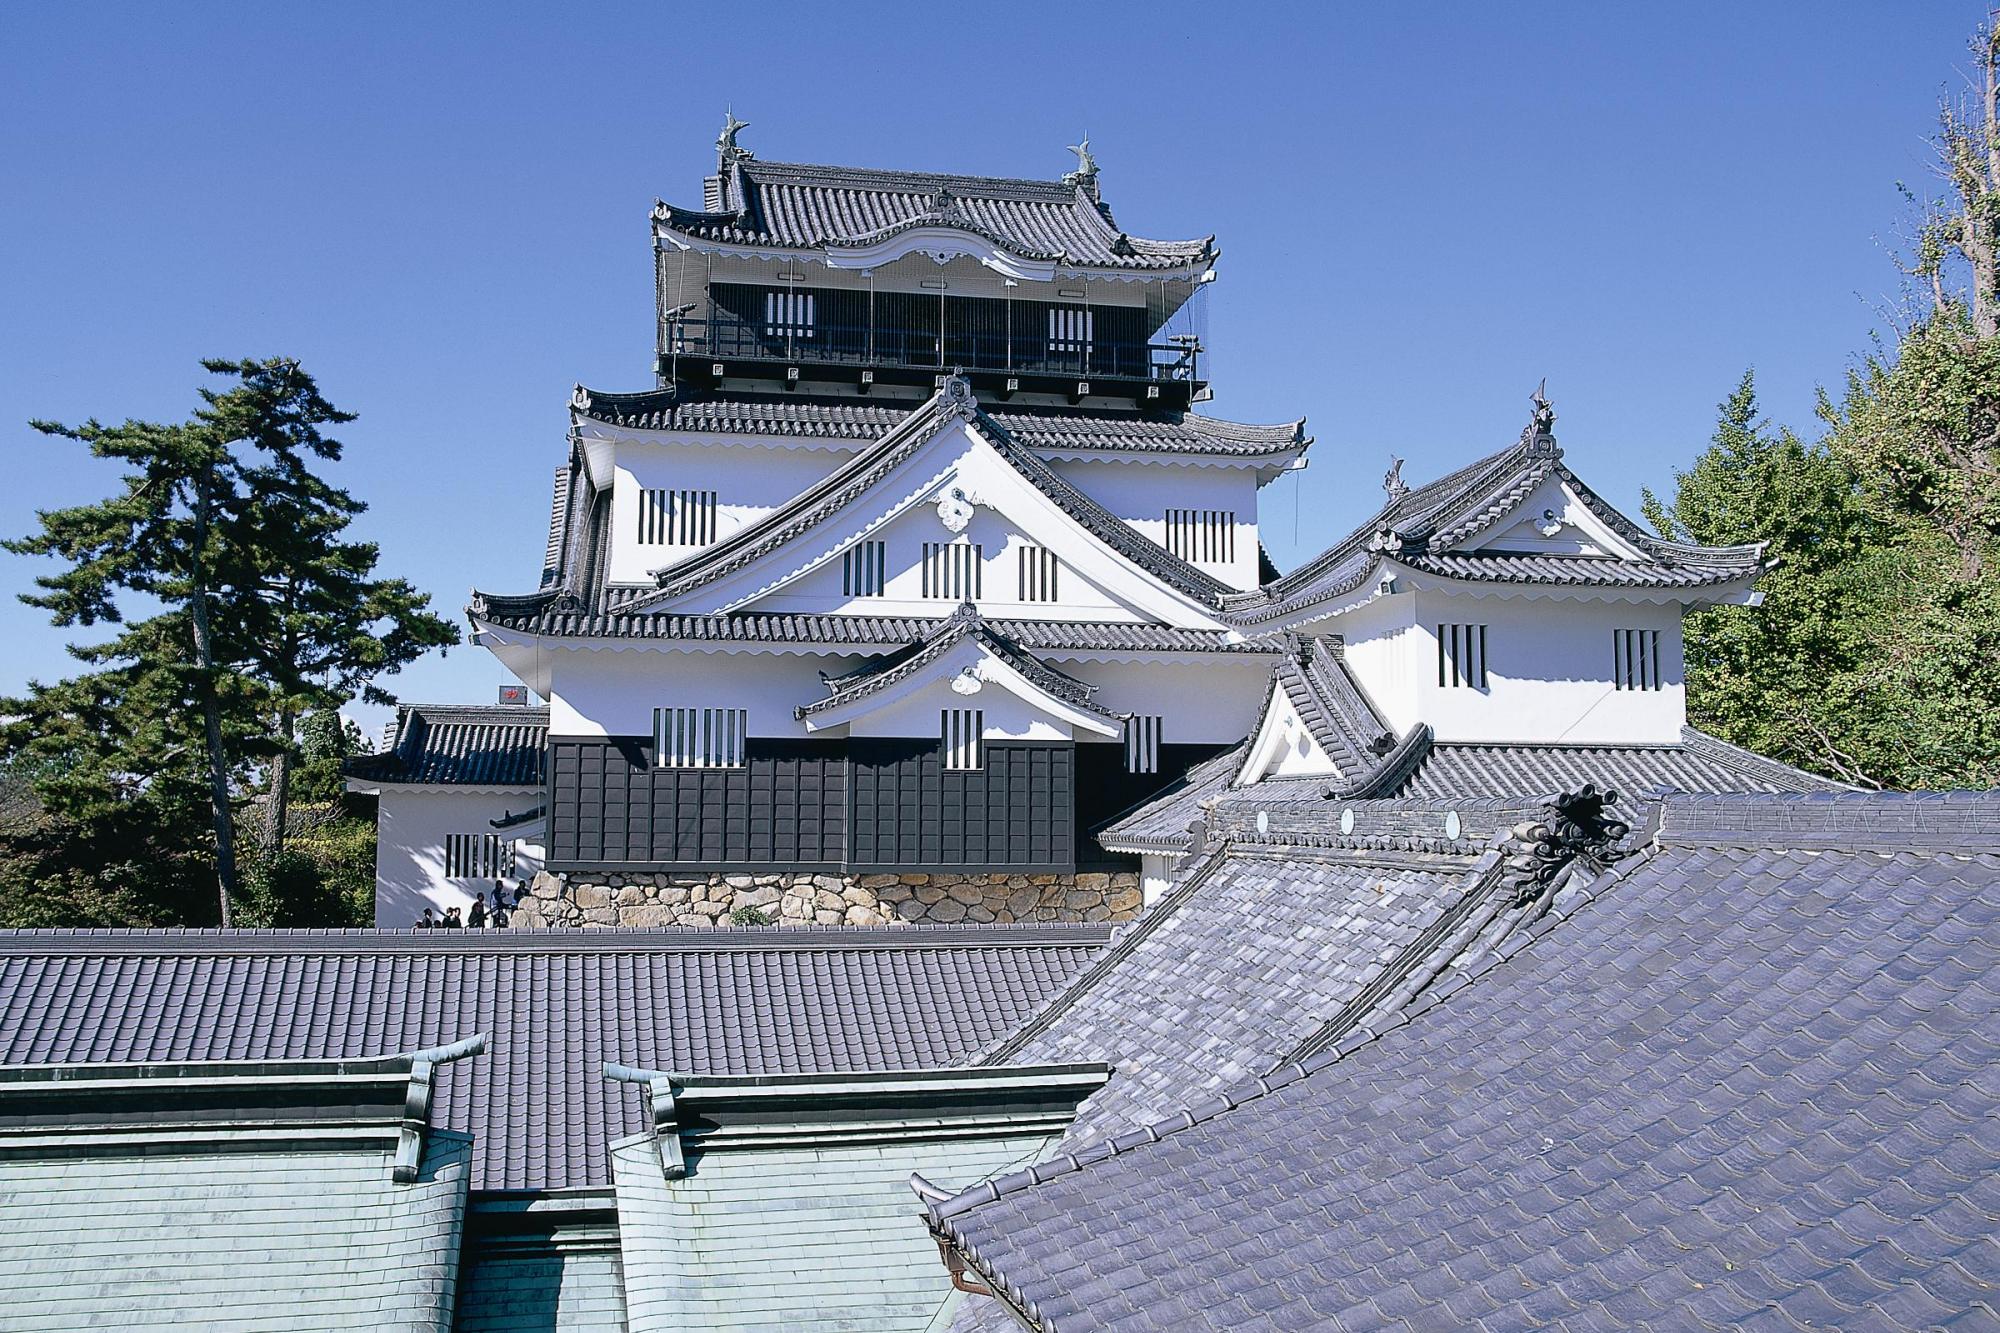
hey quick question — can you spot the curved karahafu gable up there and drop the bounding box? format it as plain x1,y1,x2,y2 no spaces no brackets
1226,391,1768,631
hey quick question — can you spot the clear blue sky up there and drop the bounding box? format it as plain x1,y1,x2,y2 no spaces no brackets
0,3,1982,734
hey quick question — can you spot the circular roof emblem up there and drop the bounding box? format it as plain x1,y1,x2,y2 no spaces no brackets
1340,807,1355,836
1444,810,1462,840
1256,810,1269,835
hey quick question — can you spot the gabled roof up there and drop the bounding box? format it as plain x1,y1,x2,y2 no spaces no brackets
607,378,1231,616
341,703,548,788
0,923,1111,1192
797,603,1126,732
1225,396,1767,625
656,156,1214,273
571,389,1307,462
925,792,2000,1332
1235,637,1397,784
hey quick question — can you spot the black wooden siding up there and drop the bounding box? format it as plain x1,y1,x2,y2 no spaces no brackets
549,737,847,871
545,736,1222,874
847,739,1073,872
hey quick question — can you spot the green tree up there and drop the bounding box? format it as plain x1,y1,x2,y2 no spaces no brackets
6,359,455,925
1644,16,2000,791
196,358,456,856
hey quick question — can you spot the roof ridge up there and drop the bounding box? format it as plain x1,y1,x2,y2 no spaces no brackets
927,836,1659,1233
0,922,1121,956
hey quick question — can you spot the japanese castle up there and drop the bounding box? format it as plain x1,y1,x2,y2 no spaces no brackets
12,121,1998,1333
344,118,1831,926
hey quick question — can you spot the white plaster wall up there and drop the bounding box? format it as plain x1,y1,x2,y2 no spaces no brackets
848,676,1073,742
1140,853,1180,906
548,648,868,738
1057,657,1271,746
750,503,1147,622
1336,598,1422,736
1049,459,1262,590
1340,592,1687,744
374,787,545,928
607,438,842,585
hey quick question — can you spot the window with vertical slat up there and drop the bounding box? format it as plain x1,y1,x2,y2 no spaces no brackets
1017,545,1060,602
842,541,887,597
1436,623,1489,690
921,542,983,599
1125,715,1163,774
637,489,718,545
941,708,984,771
1612,628,1663,691
763,290,816,339
653,706,748,768
1164,509,1237,565
444,833,513,879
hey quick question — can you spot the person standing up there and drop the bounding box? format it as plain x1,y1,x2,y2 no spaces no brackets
416,907,438,929
468,893,488,929
442,906,463,929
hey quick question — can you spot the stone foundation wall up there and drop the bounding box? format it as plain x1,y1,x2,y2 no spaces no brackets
510,868,1142,928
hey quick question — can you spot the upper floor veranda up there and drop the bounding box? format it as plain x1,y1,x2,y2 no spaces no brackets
650,121,1216,410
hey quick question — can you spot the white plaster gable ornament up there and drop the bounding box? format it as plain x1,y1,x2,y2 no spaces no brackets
935,484,978,533
1537,506,1566,538
950,666,984,696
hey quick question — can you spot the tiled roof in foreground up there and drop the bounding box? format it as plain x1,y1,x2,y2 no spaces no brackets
0,924,1111,1193
931,793,2000,1331
341,702,548,788
573,389,1307,461
1097,721,1843,856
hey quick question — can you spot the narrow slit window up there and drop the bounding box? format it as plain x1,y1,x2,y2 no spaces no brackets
444,833,513,879
1046,307,1093,362
921,541,983,600
637,488,718,546
1436,623,1489,690
1164,509,1237,565
1125,715,1163,774
1613,628,1663,691
763,289,816,339
843,541,887,598
653,706,748,768
941,708,984,771
1017,545,1060,602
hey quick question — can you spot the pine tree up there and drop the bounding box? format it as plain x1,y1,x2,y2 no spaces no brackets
7,358,456,924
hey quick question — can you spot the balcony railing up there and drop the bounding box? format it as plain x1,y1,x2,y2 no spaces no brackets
664,319,1201,384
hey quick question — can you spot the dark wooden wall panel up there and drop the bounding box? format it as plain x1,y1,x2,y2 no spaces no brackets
549,737,846,871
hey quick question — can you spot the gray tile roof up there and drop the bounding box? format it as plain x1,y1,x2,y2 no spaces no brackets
658,157,1214,272
572,390,1306,461
470,601,1275,654
1402,726,1849,798
978,845,1485,1148
1098,709,1842,856
1226,408,1766,625
342,703,549,788
929,792,2000,1331
0,924,1111,1193
800,603,1122,727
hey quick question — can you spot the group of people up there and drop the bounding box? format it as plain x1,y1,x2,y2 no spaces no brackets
415,884,521,930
